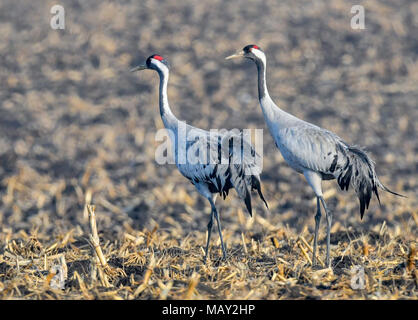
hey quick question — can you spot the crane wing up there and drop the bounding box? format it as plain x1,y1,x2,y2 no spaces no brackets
174,126,266,215
276,125,348,176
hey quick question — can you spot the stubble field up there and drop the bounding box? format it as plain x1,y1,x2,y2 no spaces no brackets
0,0,417,299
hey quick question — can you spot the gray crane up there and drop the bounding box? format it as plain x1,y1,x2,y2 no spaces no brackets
226,45,404,268
131,54,268,263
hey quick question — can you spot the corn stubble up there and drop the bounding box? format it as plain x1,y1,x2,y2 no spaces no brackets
0,0,417,300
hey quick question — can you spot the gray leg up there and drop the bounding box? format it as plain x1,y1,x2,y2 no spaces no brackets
203,210,214,264
210,199,227,260
319,196,333,268
312,197,321,266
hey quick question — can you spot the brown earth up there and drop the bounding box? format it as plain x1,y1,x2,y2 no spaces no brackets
0,0,417,299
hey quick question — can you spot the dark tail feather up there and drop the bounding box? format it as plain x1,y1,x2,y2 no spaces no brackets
227,134,269,216
339,146,405,220
244,189,253,217
369,181,406,219
377,181,407,198
251,175,269,209
229,164,253,216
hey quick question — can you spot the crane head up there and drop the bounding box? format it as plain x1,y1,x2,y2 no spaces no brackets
130,54,170,72
225,44,264,61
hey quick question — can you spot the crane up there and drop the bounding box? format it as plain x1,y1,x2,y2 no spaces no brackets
226,45,404,268
131,54,268,263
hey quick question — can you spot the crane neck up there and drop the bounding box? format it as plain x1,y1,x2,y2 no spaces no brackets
255,58,269,102
157,68,178,131
255,58,277,121
255,57,294,130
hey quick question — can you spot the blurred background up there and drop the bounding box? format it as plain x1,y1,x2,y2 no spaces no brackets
0,0,417,241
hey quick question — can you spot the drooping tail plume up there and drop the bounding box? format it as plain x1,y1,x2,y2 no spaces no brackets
226,134,269,217
336,146,405,219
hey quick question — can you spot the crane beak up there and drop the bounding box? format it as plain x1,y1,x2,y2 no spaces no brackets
130,64,147,72
225,50,244,60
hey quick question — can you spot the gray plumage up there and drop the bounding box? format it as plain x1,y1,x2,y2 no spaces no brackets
176,126,268,215
274,124,400,218
227,45,404,267
132,54,268,262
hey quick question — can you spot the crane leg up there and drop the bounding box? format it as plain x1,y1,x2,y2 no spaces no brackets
319,196,333,268
303,170,329,267
312,197,321,266
210,199,227,260
196,185,220,263
203,210,214,264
